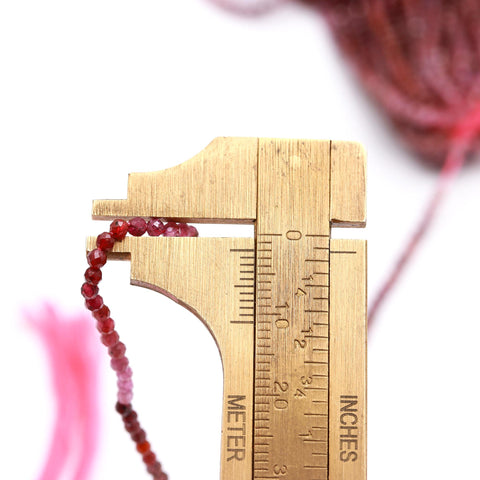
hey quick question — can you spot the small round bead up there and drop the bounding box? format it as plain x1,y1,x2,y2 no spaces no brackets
101,331,119,347
178,223,190,236
81,282,99,299
147,218,165,236
128,217,147,236
93,305,110,321
126,423,141,437
84,267,102,285
147,462,163,475
96,317,115,334
123,411,138,423
118,391,134,405
125,419,140,433
109,341,126,358
131,428,147,443
117,378,133,391
118,367,133,382
96,232,115,251
110,219,129,240
137,441,151,454
178,224,198,237
143,451,157,465
87,248,107,268
85,295,103,311
163,221,179,237
115,402,132,415
111,356,129,372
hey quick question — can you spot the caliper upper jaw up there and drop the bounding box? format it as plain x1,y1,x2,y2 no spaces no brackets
91,137,258,224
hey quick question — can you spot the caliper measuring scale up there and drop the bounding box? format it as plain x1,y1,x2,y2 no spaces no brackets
89,137,367,480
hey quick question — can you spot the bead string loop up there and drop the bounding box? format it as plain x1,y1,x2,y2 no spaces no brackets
82,217,198,479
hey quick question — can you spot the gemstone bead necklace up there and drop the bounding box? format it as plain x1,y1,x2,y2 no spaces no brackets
82,217,198,479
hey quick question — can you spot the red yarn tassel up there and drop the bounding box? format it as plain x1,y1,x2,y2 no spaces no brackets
26,303,102,480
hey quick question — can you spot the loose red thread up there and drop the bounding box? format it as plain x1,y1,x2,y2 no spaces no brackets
210,0,480,325
82,218,198,480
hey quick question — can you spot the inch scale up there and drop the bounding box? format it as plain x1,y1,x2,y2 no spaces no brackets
89,137,367,480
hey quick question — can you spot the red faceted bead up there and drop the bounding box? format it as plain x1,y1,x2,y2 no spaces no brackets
163,222,179,237
125,420,140,433
187,225,198,237
111,357,129,372
97,317,115,334
93,305,110,321
178,224,198,237
147,218,165,236
101,331,119,347
85,267,102,285
137,441,151,454
124,411,138,423
110,219,129,240
109,341,126,358
96,232,115,251
147,463,163,475
85,295,103,311
143,451,157,465
131,429,147,443
81,282,99,299
87,248,107,268
115,402,132,415
127,423,142,438
128,217,147,236
178,223,188,236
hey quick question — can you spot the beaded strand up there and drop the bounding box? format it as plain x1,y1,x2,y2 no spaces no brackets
82,217,198,479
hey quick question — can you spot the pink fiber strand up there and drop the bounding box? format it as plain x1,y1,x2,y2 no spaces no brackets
26,303,101,480
369,104,480,326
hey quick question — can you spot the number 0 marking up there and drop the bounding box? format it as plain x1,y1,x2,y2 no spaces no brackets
286,230,302,240
276,319,289,328
274,399,289,410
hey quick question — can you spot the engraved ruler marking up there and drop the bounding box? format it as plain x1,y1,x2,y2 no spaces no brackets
254,139,331,480
231,248,256,325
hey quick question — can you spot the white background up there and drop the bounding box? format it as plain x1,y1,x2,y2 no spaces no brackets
1,1,479,479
